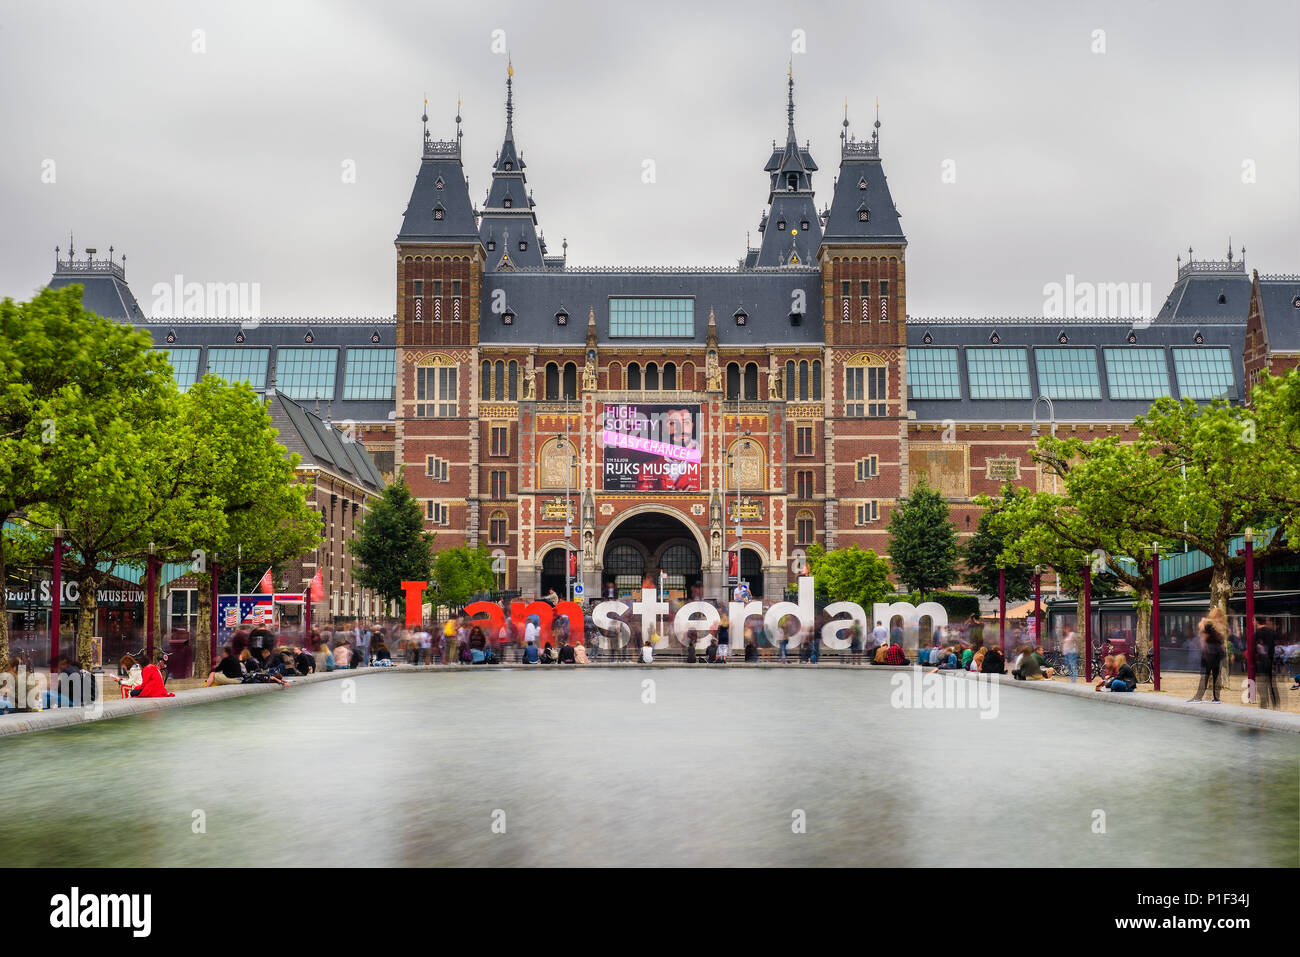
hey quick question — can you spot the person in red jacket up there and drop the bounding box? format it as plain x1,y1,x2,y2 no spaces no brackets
130,664,175,698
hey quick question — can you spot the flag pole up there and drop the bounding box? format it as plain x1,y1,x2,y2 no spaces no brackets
236,544,242,627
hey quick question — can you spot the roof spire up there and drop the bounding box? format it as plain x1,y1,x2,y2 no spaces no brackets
455,93,462,143
786,60,796,143
421,92,428,142
505,58,514,140
841,98,849,148
873,97,881,148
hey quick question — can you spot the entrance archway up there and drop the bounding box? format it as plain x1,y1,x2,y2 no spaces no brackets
601,510,703,601
540,547,568,600
739,546,765,599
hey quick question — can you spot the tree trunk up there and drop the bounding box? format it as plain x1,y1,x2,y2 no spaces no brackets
1075,589,1086,653
75,575,100,669
1134,587,1152,659
1208,567,1233,618
195,574,212,678
0,522,9,668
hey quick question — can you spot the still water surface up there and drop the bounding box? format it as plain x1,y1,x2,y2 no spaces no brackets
1,670,1295,866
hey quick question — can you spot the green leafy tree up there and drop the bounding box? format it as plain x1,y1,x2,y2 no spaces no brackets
349,473,433,605
157,377,323,675
961,486,1033,601
0,287,173,664
804,543,892,608
428,545,496,614
886,478,958,597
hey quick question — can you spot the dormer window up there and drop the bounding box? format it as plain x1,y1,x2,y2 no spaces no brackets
503,197,512,208
858,177,868,190
858,206,870,222
777,220,786,231
801,220,810,231
519,241,527,251
434,177,444,190
433,205,445,220
486,240,496,251
786,174,798,191
504,161,513,171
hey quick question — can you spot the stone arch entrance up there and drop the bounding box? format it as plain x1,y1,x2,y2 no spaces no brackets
599,508,705,601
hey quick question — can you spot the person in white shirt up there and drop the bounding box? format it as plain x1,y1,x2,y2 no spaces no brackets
870,621,889,649
525,616,541,648
641,639,654,664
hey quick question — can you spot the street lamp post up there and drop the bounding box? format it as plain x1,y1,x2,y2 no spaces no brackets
1030,396,1060,597
998,565,1006,653
51,524,63,673
1033,566,1042,646
727,427,751,604
1244,527,1255,700
1082,561,1092,683
1150,543,1161,692
146,542,157,664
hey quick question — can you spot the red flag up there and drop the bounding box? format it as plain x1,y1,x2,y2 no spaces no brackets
308,569,325,603
256,567,273,594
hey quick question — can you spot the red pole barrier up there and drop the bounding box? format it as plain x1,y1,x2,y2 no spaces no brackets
51,534,62,673
1151,550,1161,691
1245,534,1255,701
998,566,1006,653
1083,563,1092,683
1033,572,1042,646
145,555,157,664
303,587,312,645
210,561,219,670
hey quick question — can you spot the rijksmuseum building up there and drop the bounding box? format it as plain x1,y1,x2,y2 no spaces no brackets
45,70,1300,607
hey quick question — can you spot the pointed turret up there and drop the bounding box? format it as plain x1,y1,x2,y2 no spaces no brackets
752,68,822,268
396,99,481,245
480,61,549,271
820,100,905,248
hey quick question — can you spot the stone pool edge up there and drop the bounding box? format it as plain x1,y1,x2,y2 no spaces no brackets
952,669,1300,733
2,663,1296,736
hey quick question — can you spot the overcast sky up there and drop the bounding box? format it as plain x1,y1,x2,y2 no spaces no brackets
1,0,1297,319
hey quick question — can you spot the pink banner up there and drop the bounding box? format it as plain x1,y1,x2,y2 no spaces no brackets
602,430,702,463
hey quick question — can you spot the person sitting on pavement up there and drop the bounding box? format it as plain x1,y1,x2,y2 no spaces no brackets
333,641,353,669
204,645,245,686
541,642,557,664
884,641,907,666
980,646,1006,674
1018,645,1047,680
685,637,698,663
641,639,654,664
935,645,961,669
970,647,987,672
707,639,719,664
522,639,540,664
558,641,576,664
294,646,316,675
1095,654,1117,692
111,654,144,694
1032,646,1056,679
873,642,891,665
1107,654,1137,692
130,664,175,698
744,641,758,662
573,642,589,665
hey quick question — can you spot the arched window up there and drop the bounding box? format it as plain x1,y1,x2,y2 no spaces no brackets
799,361,809,400
682,362,694,390
796,509,815,545
726,363,741,400
545,363,560,400
562,362,577,400
645,362,659,390
786,360,796,399
489,510,508,545
662,363,676,390
744,362,759,399
481,360,491,400
628,362,642,390
608,361,621,390
812,360,822,400
845,361,887,417
507,360,518,400
494,360,505,401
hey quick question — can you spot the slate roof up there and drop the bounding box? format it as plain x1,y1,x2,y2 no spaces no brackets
396,134,482,245
820,141,905,245
477,268,823,346
136,319,397,424
1257,274,1300,352
265,391,385,493
906,312,1246,423
47,258,148,321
